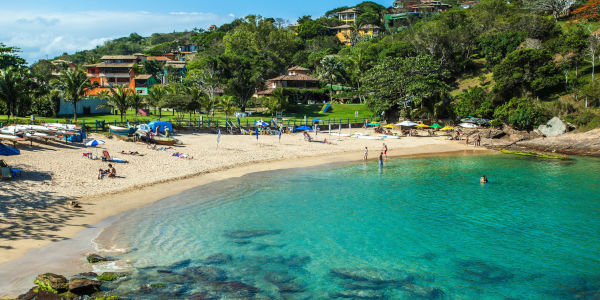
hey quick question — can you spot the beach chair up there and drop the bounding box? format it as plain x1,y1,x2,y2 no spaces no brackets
102,150,111,162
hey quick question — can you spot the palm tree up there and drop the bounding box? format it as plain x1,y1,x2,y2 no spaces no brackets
129,92,144,116
98,86,131,122
0,67,29,120
319,56,345,102
147,85,166,117
52,67,93,121
219,96,236,121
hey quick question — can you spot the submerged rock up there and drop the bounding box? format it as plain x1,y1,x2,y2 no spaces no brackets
157,270,173,274
457,260,514,284
34,273,68,293
224,229,282,239
78,272,98,277
332,289,385,299
68,278,101,295
209,281,260,297
264,271,296,284
344,281,385,290
201,253,233,265
402,283,445,299
276,281,305,293
86,254,110,264
168,259,192,269
330,268,411,284
186,266,228,282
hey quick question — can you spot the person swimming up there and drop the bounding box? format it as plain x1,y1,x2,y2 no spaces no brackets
480,175,488,183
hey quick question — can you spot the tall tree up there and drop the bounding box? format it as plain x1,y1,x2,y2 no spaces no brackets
525,0,575,19
185,60,221,117
0,44,26,69
0,67,30,120
219,96,237,121
98,86,131,122
147,85,166,117
52,67,94,121
129,92,144,116
318,56,345,102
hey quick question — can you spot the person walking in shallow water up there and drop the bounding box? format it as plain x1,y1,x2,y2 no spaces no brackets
379,152,384,166
364,147,368,161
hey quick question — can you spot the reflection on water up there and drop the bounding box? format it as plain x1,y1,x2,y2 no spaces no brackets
93,155,600,299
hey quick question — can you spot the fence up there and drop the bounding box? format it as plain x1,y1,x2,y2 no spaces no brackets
1,116,382,133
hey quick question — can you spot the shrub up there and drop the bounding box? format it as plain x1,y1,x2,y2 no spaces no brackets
494,97,547,130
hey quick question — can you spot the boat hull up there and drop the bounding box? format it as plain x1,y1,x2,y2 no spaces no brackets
109,125,136,136
151,137,178,146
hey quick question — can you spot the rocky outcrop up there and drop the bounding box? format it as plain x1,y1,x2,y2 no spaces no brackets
518,128,600,157
34,273,68,293
68,278,101,295
86,254,109,264
201,253,232,265
538,117,568,137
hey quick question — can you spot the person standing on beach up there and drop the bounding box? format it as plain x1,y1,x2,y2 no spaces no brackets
364,147,368,161
165,126,170,137
466,135,469,145
383,143,388,159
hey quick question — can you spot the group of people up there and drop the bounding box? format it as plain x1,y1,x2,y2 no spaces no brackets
465,134,482,147
98,164,116,179
450,130,482,147
364,143,388,166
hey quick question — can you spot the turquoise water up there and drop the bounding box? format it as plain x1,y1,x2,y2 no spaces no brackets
96,154,600,299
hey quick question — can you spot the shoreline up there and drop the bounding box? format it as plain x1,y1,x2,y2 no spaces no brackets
0,140,491,297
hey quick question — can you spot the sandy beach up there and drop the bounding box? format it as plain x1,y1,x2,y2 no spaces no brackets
0,129,487,295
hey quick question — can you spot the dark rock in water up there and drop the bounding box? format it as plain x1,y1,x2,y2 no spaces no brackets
457,260,514,283
186,266,228,282
201,253,233,265
330,268,411,284
264,271,296,284
68,278,101,295
77,272,98,277
253,243,285,251
285,255,312,267
234,240,252,246
276,281,305,293
34,273,68,293
168,259,192,269
241,255,311,268
420,252,439,261
402,283,445,299
224,229,282,239
332,289,385,299
97,272,129,281
157,269,173,274
209,281,260,297
189,291,220,300
17,288,62,300
86,254,110,264
344,281,385,290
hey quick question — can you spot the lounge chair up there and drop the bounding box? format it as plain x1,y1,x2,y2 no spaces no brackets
102,150,128,164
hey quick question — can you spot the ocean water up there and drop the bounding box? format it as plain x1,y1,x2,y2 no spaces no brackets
94,154,600,299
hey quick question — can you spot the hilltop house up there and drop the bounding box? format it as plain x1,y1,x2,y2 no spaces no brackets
337,8,359,24
393,0,451,13
83,54,160,96
257,66,320,96
331,24,380,45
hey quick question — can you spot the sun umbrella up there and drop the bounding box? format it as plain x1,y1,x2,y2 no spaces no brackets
255,120,269,126
0,142,20,156
313,118,323,123
440,126,455,131
416,124,430,128
85,139,106,147
396,121,418,127
367,122,381,126
383,124,398,128
431,123,443,129
296,126,313,131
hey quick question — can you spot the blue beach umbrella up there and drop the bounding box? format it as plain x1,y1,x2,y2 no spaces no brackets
296,126,313,131
85,139,106,147
313,118,323,123
0,142,20,156
255,120,269,126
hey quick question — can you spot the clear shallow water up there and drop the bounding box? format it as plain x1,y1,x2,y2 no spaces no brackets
95,154,600,299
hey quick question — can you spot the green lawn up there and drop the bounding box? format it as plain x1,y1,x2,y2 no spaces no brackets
0,104,375,128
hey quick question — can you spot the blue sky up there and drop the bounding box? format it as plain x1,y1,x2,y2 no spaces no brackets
1,0,389,63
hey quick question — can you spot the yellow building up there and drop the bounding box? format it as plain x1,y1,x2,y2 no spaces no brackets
331,24,380,45
337,8,359,24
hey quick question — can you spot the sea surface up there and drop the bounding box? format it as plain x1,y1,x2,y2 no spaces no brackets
93,154,600,299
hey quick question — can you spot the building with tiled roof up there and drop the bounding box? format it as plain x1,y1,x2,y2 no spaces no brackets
257,66,320,96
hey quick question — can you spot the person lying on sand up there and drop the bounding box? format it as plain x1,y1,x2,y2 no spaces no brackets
121,150,144,156
173,152,193,159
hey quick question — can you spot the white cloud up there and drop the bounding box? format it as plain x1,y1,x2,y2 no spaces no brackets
0,10,234,63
